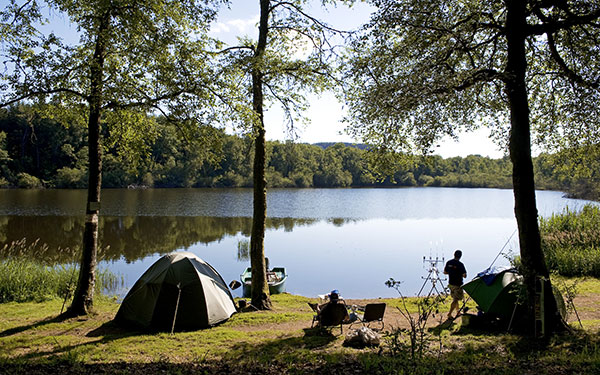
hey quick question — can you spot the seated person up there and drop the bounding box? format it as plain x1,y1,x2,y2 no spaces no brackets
316,290,350,323
316,290,342,311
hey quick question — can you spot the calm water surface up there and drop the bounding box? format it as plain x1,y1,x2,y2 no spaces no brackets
0,188,596,298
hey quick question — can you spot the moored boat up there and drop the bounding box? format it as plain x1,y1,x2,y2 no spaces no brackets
240,266,287,298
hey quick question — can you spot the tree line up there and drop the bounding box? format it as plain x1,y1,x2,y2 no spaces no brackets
1,105,596,197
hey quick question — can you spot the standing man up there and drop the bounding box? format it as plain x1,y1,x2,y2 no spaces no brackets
444,250,467,320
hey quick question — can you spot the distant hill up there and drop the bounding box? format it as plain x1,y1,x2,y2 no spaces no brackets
312,142,369,150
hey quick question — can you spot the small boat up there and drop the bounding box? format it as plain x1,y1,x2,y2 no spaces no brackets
240,266,287,298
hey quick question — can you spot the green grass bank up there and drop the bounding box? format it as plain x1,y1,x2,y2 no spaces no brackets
1,281,600,375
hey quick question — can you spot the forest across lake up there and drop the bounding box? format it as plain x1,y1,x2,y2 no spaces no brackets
2,105,598,201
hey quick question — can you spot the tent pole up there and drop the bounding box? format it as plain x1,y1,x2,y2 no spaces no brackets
171,283,182,335
507,302,518,332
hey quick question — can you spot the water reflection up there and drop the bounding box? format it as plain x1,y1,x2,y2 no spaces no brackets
164,217,521,299
2,187,590,219
0,215,325,264
237,239,250,261
1,188,596,298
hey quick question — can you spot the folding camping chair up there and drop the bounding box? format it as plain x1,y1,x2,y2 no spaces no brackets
311,302,349,334
356,303,386,331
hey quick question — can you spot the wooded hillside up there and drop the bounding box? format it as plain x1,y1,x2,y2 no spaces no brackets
0,105,595,199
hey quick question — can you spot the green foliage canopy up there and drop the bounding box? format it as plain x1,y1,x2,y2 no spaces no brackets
0,0,225,149
342,0,600,155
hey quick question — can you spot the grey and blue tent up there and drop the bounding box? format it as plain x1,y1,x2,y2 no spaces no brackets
115,252,237,331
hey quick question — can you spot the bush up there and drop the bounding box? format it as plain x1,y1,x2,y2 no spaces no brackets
417,174,434,186
0,257,74,302
16,172,43,188
0,239,122,303
217,171,246,187
397,172,417,186
53,167,87,188
0,257,121,303
266,169,295,188
540,204,600,277
141,172,154,188
289,170,313,188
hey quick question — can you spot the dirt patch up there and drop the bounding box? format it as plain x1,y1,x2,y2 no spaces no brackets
570,293,600,329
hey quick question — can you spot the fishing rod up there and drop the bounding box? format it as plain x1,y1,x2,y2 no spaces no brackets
454,229,518,319
418,255,447,298
485,228,518,272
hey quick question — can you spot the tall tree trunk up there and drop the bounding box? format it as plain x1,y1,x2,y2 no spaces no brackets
505,0,563,334
66,15,108,317
249,0,272,310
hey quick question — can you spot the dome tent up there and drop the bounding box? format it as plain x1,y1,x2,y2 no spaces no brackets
462,268,566,323
462,268,523,320
115,252,237,331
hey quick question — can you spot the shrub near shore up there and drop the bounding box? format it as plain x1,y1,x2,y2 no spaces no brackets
541,204,600,277
0,240,121,303
0,257,120,303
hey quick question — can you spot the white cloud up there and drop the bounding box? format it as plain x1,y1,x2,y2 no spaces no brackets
229,17,259,33
210,16,259,36
264,92,354,144
210,22,231,34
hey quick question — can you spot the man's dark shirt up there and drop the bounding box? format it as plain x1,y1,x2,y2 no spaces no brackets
444,259,466,286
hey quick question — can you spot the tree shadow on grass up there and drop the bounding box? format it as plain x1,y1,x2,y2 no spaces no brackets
0,357,366,375
438,315,598,362
6,319,336,364
221,327,340,363
85,319,147,338
0,314,70,338
4,318,147,363
4,316,366,372
449,313,513,337
12,325,344,370
428,317,457,335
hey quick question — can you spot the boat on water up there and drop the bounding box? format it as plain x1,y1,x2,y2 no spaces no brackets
240,266,287,298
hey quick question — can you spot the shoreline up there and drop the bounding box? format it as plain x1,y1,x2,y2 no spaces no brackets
1,284,600,374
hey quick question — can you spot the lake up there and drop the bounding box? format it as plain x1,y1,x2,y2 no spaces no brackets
0,187,596,299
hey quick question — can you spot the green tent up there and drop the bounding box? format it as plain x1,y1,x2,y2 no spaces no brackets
462,269,523,320
115,252,237,331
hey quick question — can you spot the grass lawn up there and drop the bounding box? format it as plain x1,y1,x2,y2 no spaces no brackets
1,280,600,374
